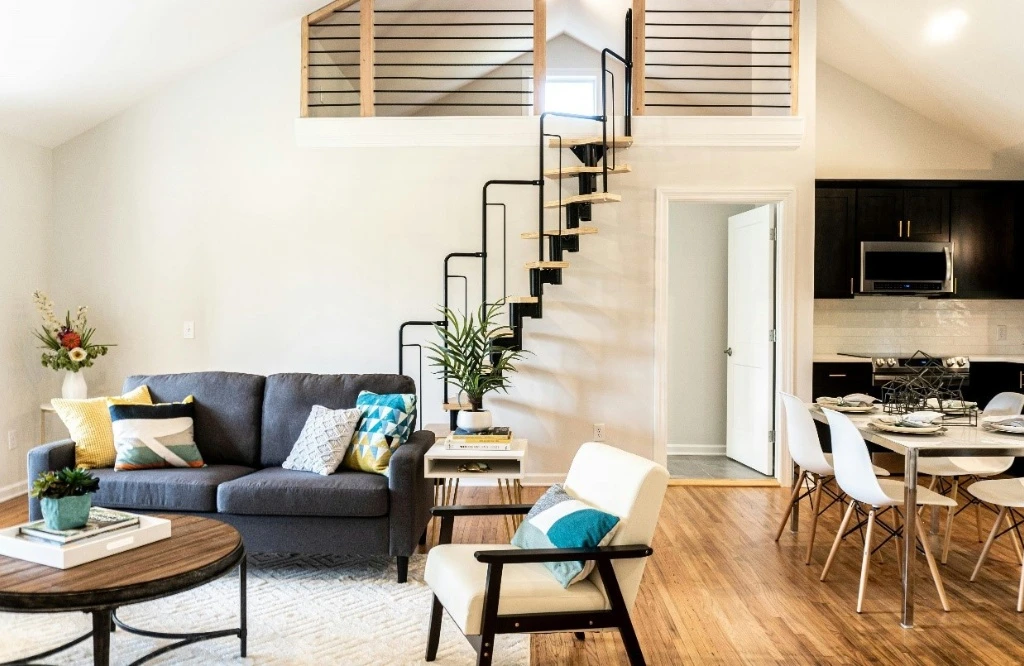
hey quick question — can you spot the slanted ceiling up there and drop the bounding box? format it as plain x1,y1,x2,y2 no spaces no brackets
819,0,1024,163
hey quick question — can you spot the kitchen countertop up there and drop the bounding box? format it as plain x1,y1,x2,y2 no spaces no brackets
813,354,872,363
813,354,1024,364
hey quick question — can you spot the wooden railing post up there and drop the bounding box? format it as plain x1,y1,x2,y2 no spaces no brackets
360,0,375,117
631,0,645,115
790,0,800,115
300,16,310,118
533,0,546,115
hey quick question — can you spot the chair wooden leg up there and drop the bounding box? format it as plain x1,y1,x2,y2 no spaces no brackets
775,470,805,542
941,477,960,564
1008,510,1024,564
1018,555,1024,612
916,517,950,612
397,556,409,583
597,559,647,666
425,594,443,662
857,509,876,613
976,501,984,542
822,501,857,582
805,475,824,565
476,563,504,666
972,507,1007,581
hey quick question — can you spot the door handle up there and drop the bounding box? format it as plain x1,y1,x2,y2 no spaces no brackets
898,220,903,238
724,348,733,356
907,220,911,236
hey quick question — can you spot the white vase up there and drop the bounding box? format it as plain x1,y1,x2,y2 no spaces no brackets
61,371,87,400
456,409,492,433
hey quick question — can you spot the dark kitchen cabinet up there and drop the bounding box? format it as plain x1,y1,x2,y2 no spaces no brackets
951,186,1021,298
812,362,873,400
965,362,1024,408
857,188,949,242
814,188,856,298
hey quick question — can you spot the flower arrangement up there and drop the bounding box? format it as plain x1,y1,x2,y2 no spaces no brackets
32,291,113,372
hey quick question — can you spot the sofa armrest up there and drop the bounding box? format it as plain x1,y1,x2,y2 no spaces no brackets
27,439,76,521
388,429,435,557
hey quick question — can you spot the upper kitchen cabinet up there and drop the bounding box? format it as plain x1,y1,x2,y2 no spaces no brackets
950,185,1022,298
857,187,949,242
814,188,856,298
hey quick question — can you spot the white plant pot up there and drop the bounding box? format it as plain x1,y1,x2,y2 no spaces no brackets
61,371,87,400
456,409,492,433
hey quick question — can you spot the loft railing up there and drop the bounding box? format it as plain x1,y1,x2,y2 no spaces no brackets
632,0,799,116
302,0,546,118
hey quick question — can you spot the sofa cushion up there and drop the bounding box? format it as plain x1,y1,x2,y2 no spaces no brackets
124,372,265,468
89,465,255,513
260,373,415,467
216,467,389,518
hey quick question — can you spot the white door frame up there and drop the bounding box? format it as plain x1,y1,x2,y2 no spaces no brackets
654,187,797,485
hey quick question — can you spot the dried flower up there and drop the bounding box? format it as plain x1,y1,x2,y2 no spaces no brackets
68,347,87,363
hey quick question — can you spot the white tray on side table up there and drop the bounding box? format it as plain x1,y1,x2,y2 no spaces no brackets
424,439,528,480
0,514,172,569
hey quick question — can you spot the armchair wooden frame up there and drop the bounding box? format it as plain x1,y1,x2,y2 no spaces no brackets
425,504,654,666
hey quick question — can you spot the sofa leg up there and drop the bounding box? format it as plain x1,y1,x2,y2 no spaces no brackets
397,556,409,583
574,632,586,641
425,594,443,662
419,528,428,546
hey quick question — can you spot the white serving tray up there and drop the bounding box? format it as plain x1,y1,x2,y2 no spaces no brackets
0,513,172,569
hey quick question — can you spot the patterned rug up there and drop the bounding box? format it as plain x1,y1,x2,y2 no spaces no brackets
0,554,528,665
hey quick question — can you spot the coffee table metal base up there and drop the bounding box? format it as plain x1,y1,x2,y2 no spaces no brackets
1,557,246,666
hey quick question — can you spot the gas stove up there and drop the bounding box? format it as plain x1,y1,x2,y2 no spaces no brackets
839,352,970,385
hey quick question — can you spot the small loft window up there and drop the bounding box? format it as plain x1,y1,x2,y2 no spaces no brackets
545,75,598,117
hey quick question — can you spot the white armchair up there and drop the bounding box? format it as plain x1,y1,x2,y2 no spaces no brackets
423,442,669,666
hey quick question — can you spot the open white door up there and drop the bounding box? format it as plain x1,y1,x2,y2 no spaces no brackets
726,205,776,475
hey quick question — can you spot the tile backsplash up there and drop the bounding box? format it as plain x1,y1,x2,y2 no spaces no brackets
814,299,1024,356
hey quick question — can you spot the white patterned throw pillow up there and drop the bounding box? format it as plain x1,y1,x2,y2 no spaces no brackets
282,405,363,475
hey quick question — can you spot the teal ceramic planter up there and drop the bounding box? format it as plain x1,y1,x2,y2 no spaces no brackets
40,494,92,531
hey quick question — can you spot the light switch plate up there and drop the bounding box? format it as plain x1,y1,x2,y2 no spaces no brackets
7,429,16,452
183,321,195,339
998,324,1008,341
593,423,605,442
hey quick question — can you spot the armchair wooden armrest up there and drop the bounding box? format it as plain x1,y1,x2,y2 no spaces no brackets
474,544,653,564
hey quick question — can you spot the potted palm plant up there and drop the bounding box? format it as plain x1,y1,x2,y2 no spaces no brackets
30,468,101,531
427,301,528,433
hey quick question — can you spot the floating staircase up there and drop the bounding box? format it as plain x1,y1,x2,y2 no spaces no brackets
398,11,635,428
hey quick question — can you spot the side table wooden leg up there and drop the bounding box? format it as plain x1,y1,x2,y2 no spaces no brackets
92,609,112,666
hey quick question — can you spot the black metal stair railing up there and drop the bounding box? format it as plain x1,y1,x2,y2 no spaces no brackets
397,10,633,428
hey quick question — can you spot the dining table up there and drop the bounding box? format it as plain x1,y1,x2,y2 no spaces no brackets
804,405,1024,628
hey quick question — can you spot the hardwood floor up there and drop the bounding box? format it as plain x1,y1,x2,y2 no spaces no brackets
4,484,1024,665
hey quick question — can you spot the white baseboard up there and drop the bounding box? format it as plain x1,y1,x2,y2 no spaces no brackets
0,481,26,503
667,443,727,456
522,473,565,487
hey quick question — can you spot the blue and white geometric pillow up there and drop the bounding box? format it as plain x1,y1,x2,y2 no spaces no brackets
511,484,621,588
342,390,417,474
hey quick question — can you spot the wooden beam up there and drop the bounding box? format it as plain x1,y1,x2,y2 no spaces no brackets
300,16,309,118
359,0,375,117
307,0,359,26
631,0,645,115
533,0,546,115
790,0,801,116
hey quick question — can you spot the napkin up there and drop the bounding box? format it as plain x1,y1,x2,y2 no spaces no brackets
982,415,1024,428
899,411,944,427
925,398,977,410
817,393,879,407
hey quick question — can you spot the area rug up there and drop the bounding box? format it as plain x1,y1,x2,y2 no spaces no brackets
0,554,528,665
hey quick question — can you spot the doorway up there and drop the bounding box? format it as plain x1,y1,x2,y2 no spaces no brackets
656,193,789,484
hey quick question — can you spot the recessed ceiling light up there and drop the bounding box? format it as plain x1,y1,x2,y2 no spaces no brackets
925,9,969,43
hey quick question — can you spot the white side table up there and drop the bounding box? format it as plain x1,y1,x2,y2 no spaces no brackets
39,403,56,444
423,436,528,539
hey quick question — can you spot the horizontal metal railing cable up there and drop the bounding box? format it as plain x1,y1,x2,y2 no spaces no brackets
643,1,795,114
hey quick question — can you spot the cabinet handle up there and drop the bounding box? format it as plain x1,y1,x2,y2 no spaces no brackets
850,277,854,295
828,374,848,378
907,220,911,236
898,220,902,237
1020,371,1023,390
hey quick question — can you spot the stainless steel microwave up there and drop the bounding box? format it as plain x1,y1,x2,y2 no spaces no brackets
860,241,954,294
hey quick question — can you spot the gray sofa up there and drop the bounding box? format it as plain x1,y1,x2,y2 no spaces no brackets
27,371,435,582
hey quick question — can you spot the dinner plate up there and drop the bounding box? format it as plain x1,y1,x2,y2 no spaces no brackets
985,423,1024,435
815,399,877,413
869,421,943,435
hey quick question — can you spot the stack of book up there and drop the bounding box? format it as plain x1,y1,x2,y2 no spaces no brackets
444,427,514,451
19,507,140,546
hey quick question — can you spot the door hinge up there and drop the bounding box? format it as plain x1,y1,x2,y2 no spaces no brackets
768,329,777,343
769,227,777,241
769,430,776,445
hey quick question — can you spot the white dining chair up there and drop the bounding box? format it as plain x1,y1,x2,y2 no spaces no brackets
918,392,1024,563
968,478,1024,611
819,408,955,613
775,393,888,565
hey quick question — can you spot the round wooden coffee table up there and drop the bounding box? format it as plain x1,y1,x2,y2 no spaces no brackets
0,514,246,666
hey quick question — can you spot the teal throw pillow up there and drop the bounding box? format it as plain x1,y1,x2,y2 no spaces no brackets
342,390,417,474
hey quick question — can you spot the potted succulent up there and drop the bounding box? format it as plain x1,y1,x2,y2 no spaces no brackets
30,468,101,531
427,301,528,432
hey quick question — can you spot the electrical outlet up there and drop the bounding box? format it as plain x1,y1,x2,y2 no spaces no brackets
183,320,195,339
7,429,16,452
593,423,605,442
998,324,1008,341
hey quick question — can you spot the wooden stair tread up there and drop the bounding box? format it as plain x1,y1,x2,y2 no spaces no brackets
506,296,539,304
544,192,622,208
549,136,634,148
521,226,598,239
544,165,631,179
489,327,516,338
525,260,569,269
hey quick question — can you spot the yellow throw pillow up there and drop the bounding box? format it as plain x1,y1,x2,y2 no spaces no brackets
51,385,153,469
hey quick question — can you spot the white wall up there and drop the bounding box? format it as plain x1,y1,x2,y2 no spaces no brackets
0,132,52,497
667,203,751,455
50,5,817,481
817,62,1024,179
